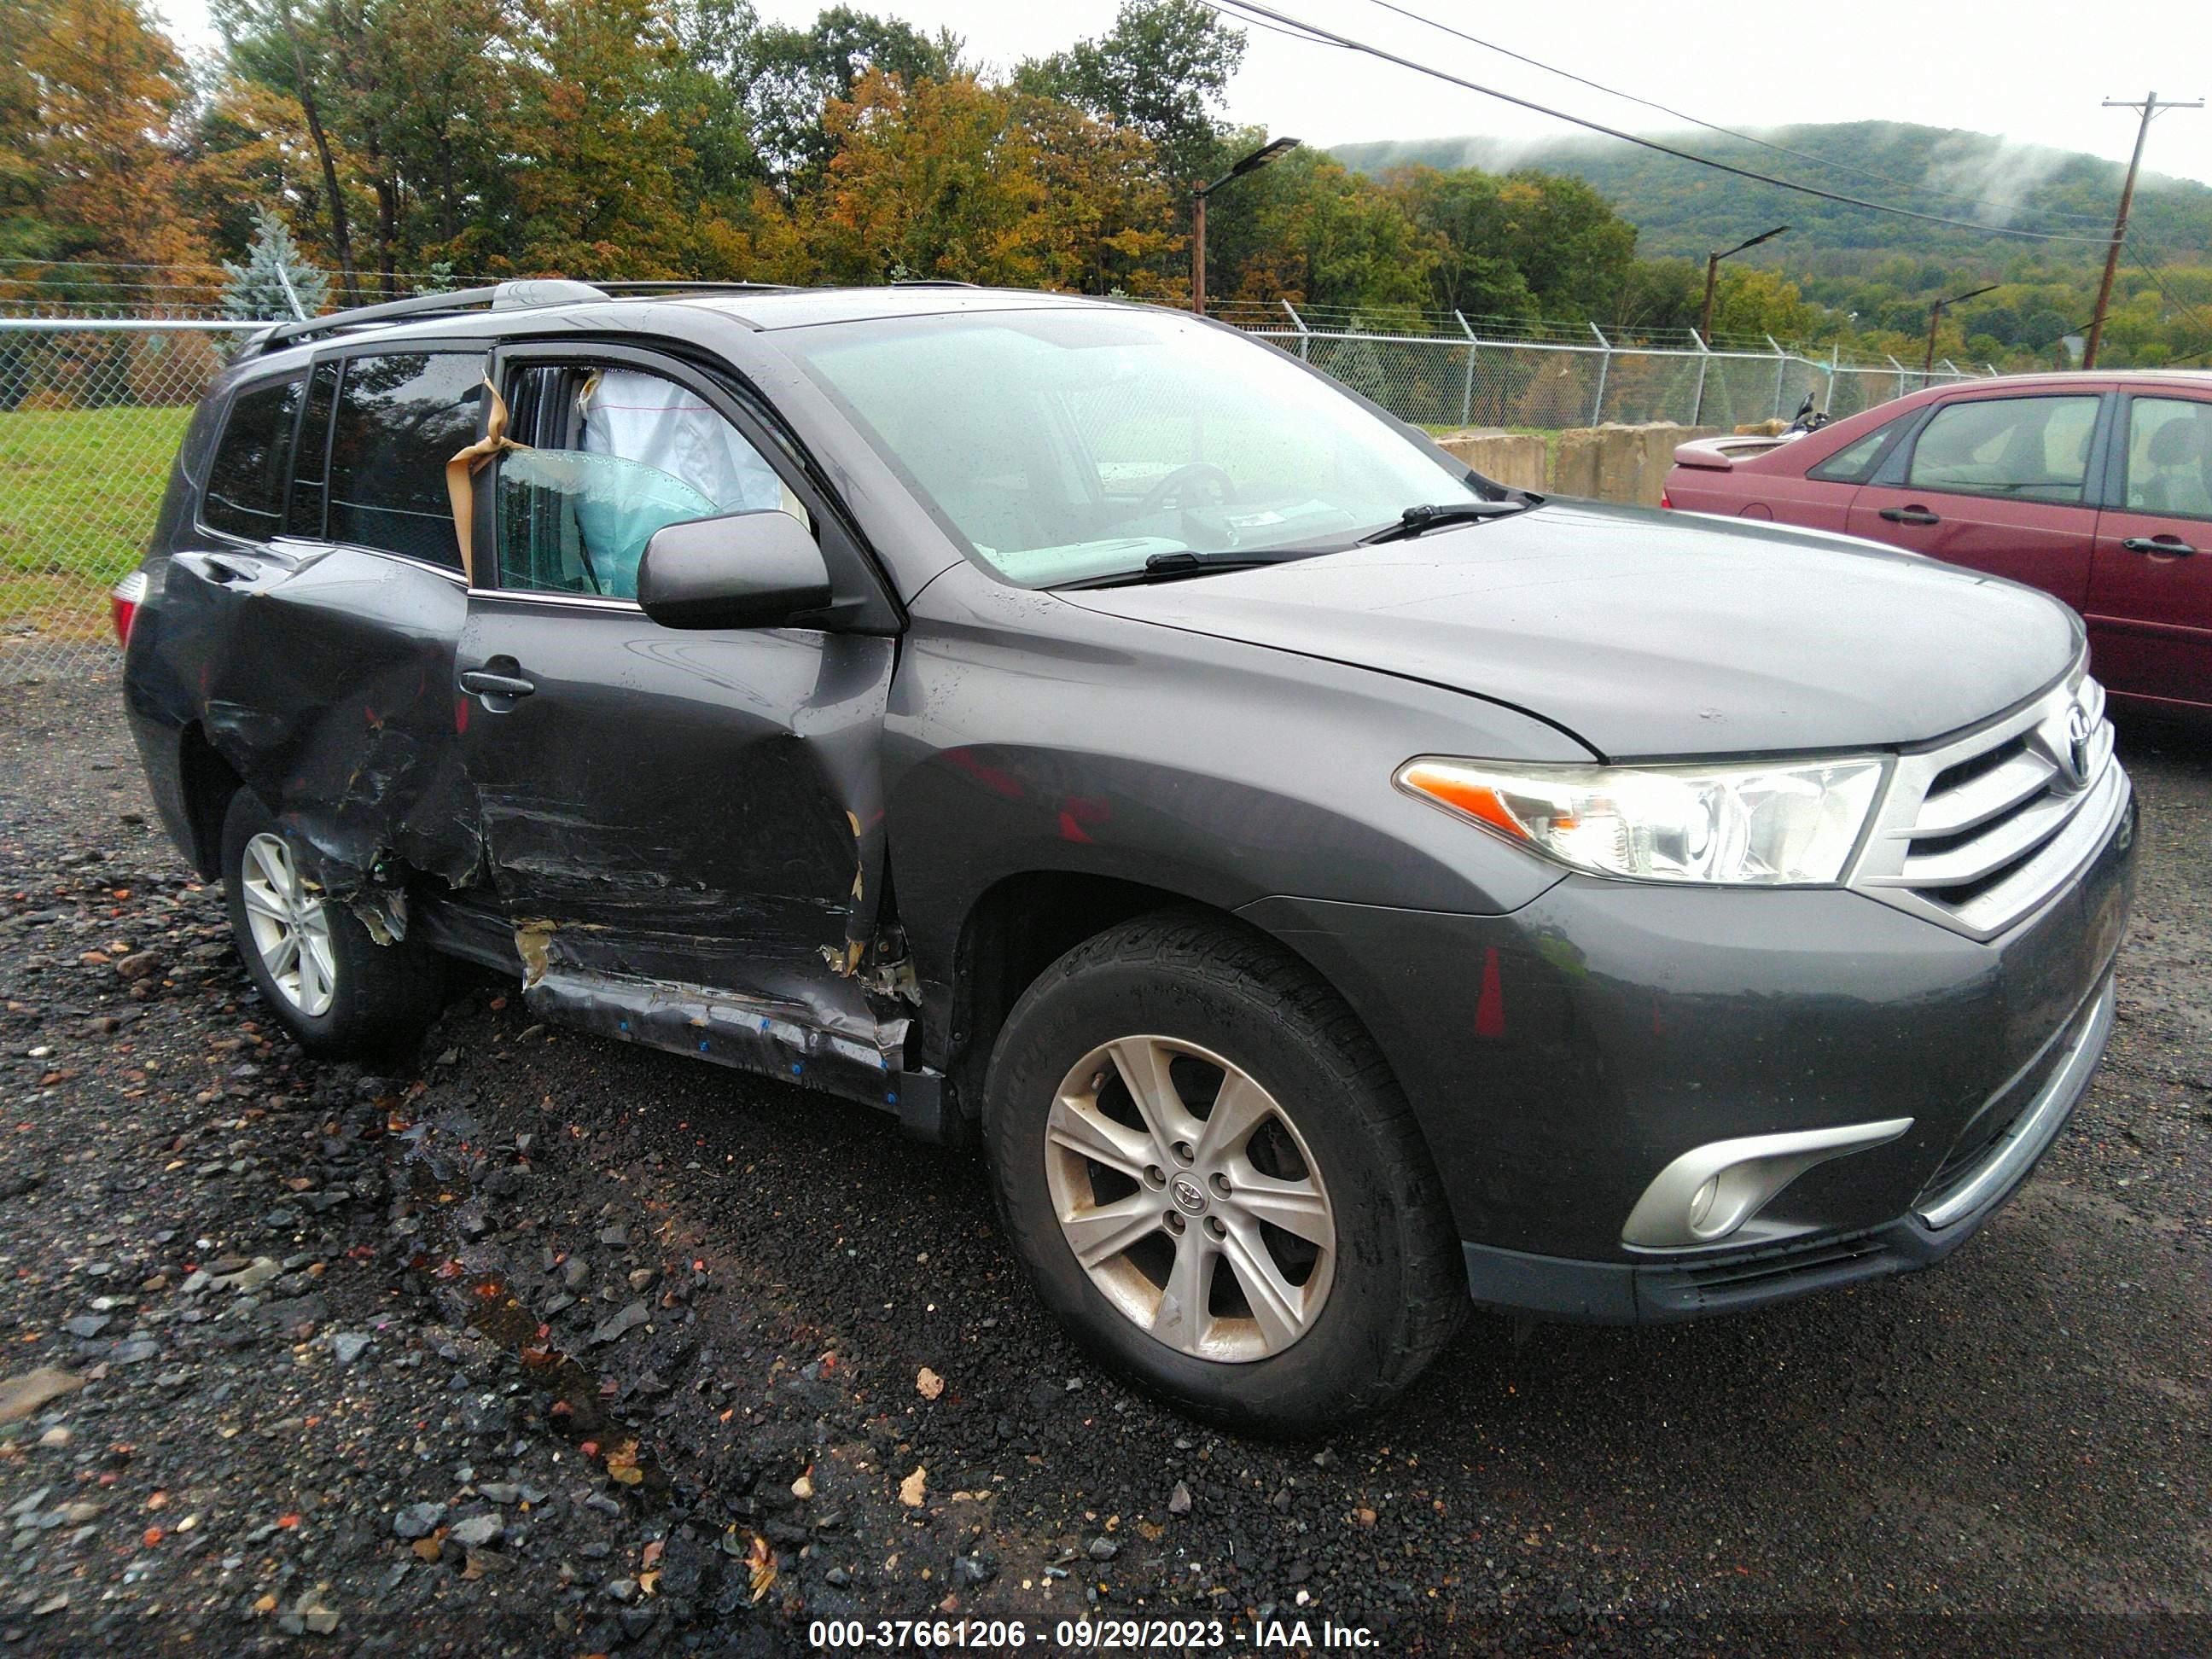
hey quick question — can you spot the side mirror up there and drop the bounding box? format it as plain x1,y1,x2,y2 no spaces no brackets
636,511,833,630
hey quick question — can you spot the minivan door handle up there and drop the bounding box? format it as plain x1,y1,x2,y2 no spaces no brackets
1878,505,1941,526
2121,535,2196,556
458,669,536,700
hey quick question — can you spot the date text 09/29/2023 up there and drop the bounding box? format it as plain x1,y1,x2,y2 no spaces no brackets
806,1616,1384,1650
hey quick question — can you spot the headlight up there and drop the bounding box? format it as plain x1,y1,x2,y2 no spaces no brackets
1395,755,1885,886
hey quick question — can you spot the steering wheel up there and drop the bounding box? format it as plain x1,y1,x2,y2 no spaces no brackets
1136,462,1235,517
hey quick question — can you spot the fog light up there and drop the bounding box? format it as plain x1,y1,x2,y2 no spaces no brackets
1622,1117,1915,1250
1687,1176,1718,1232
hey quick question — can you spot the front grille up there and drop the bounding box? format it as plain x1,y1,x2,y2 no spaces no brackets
1849,671,2127,940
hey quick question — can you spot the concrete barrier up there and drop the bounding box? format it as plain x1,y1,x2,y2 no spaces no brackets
1433,428,1549,493
1551,422,1722,507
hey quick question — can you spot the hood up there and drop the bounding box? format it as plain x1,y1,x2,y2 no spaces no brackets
1060,500,2081,760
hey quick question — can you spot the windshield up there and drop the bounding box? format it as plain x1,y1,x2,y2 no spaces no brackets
781,306,1488,585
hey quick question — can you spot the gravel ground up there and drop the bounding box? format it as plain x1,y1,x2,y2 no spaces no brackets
0,677,2205,1657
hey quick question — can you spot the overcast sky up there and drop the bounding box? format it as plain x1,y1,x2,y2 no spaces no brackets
155,0,2212,189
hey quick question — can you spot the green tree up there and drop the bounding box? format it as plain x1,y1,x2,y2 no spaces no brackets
221,201,332,319
1016,0,1243,188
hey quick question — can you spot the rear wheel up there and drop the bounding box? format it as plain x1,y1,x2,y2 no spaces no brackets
220,789,445,1057
984,912,1465,1435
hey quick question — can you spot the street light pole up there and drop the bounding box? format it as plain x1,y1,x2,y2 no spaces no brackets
1699,225,1790,344
1191,137,1301,315
1924,283,2000,376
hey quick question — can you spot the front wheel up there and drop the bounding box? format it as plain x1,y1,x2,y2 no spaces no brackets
983,913,1465,1435
220,789,445,1057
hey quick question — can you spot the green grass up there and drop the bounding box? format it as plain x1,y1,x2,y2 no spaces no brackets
0,405,191,639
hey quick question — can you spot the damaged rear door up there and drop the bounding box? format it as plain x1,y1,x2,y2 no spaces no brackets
453,341,913,1104
172,346,490,922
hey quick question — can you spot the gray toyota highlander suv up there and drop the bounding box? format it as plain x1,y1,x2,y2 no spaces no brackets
119,281,2136,1434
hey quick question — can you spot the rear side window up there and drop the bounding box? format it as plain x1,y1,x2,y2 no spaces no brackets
328,352,484,566
284,359,342,539
1905,395,2100,504
202,375,305,541
1806,420,1898,484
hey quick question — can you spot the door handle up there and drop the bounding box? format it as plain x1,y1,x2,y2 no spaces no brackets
1878,505,1941,526
2121,535,2196,556
458,670,536,699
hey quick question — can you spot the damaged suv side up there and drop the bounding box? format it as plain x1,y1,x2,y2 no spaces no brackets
125,282,2136,1434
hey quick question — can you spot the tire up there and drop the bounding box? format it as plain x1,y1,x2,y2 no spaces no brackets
982,911,1466,1436
220,789,445,1058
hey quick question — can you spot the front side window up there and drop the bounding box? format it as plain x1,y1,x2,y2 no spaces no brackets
203,375,305,541
494,366,806,600
2122,396,2212,520
1905,395,2100,504
782,306,1485,586
328,352,485,566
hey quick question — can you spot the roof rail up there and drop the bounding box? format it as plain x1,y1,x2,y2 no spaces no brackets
591,280,806,296
254,278,608,353
889,279,979,288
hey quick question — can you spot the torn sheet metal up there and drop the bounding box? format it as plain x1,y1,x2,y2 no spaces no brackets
527,964,916,1110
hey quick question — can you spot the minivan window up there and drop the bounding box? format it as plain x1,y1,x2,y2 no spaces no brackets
1906,395,2100,504
493,366,807,600
327,352,484,567
2122,396,2212,520
783,307,1484,587
202,375,305,542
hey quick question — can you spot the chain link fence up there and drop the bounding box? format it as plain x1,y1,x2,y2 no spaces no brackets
0,301,1991,683
1,317,257,681
1215,301,1990,432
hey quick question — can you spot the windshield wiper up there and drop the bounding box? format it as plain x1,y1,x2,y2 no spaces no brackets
1358,500,1529,544
1056,548,1319,590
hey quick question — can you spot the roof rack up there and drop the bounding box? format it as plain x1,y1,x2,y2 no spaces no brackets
253,278,608,353
889,279,980,288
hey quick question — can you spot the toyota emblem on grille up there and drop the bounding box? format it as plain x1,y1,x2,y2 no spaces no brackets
2056,705,2096,791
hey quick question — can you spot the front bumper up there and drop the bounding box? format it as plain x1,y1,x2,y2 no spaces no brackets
1458,969,2113,1323
1237,771,2137,1319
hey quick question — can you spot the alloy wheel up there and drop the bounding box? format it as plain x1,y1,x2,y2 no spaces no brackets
238,831,338,1018
1044,1035,1336,1362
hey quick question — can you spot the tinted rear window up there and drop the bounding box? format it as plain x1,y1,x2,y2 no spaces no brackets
203,375,305,541
327,352,483,566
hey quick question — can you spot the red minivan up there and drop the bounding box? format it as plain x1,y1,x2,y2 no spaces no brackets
1664,371,2212,715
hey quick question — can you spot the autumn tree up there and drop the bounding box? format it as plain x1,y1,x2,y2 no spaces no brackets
746,6,963,188
4,0,207,276
789,70,1173,294
497,0,700,278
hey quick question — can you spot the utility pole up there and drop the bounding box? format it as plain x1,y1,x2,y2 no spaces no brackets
2083,91,2202,369
1924,283,1999,375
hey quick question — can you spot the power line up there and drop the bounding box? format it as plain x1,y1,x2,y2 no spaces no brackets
1353,0,2111,227
1208,0,2115,243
